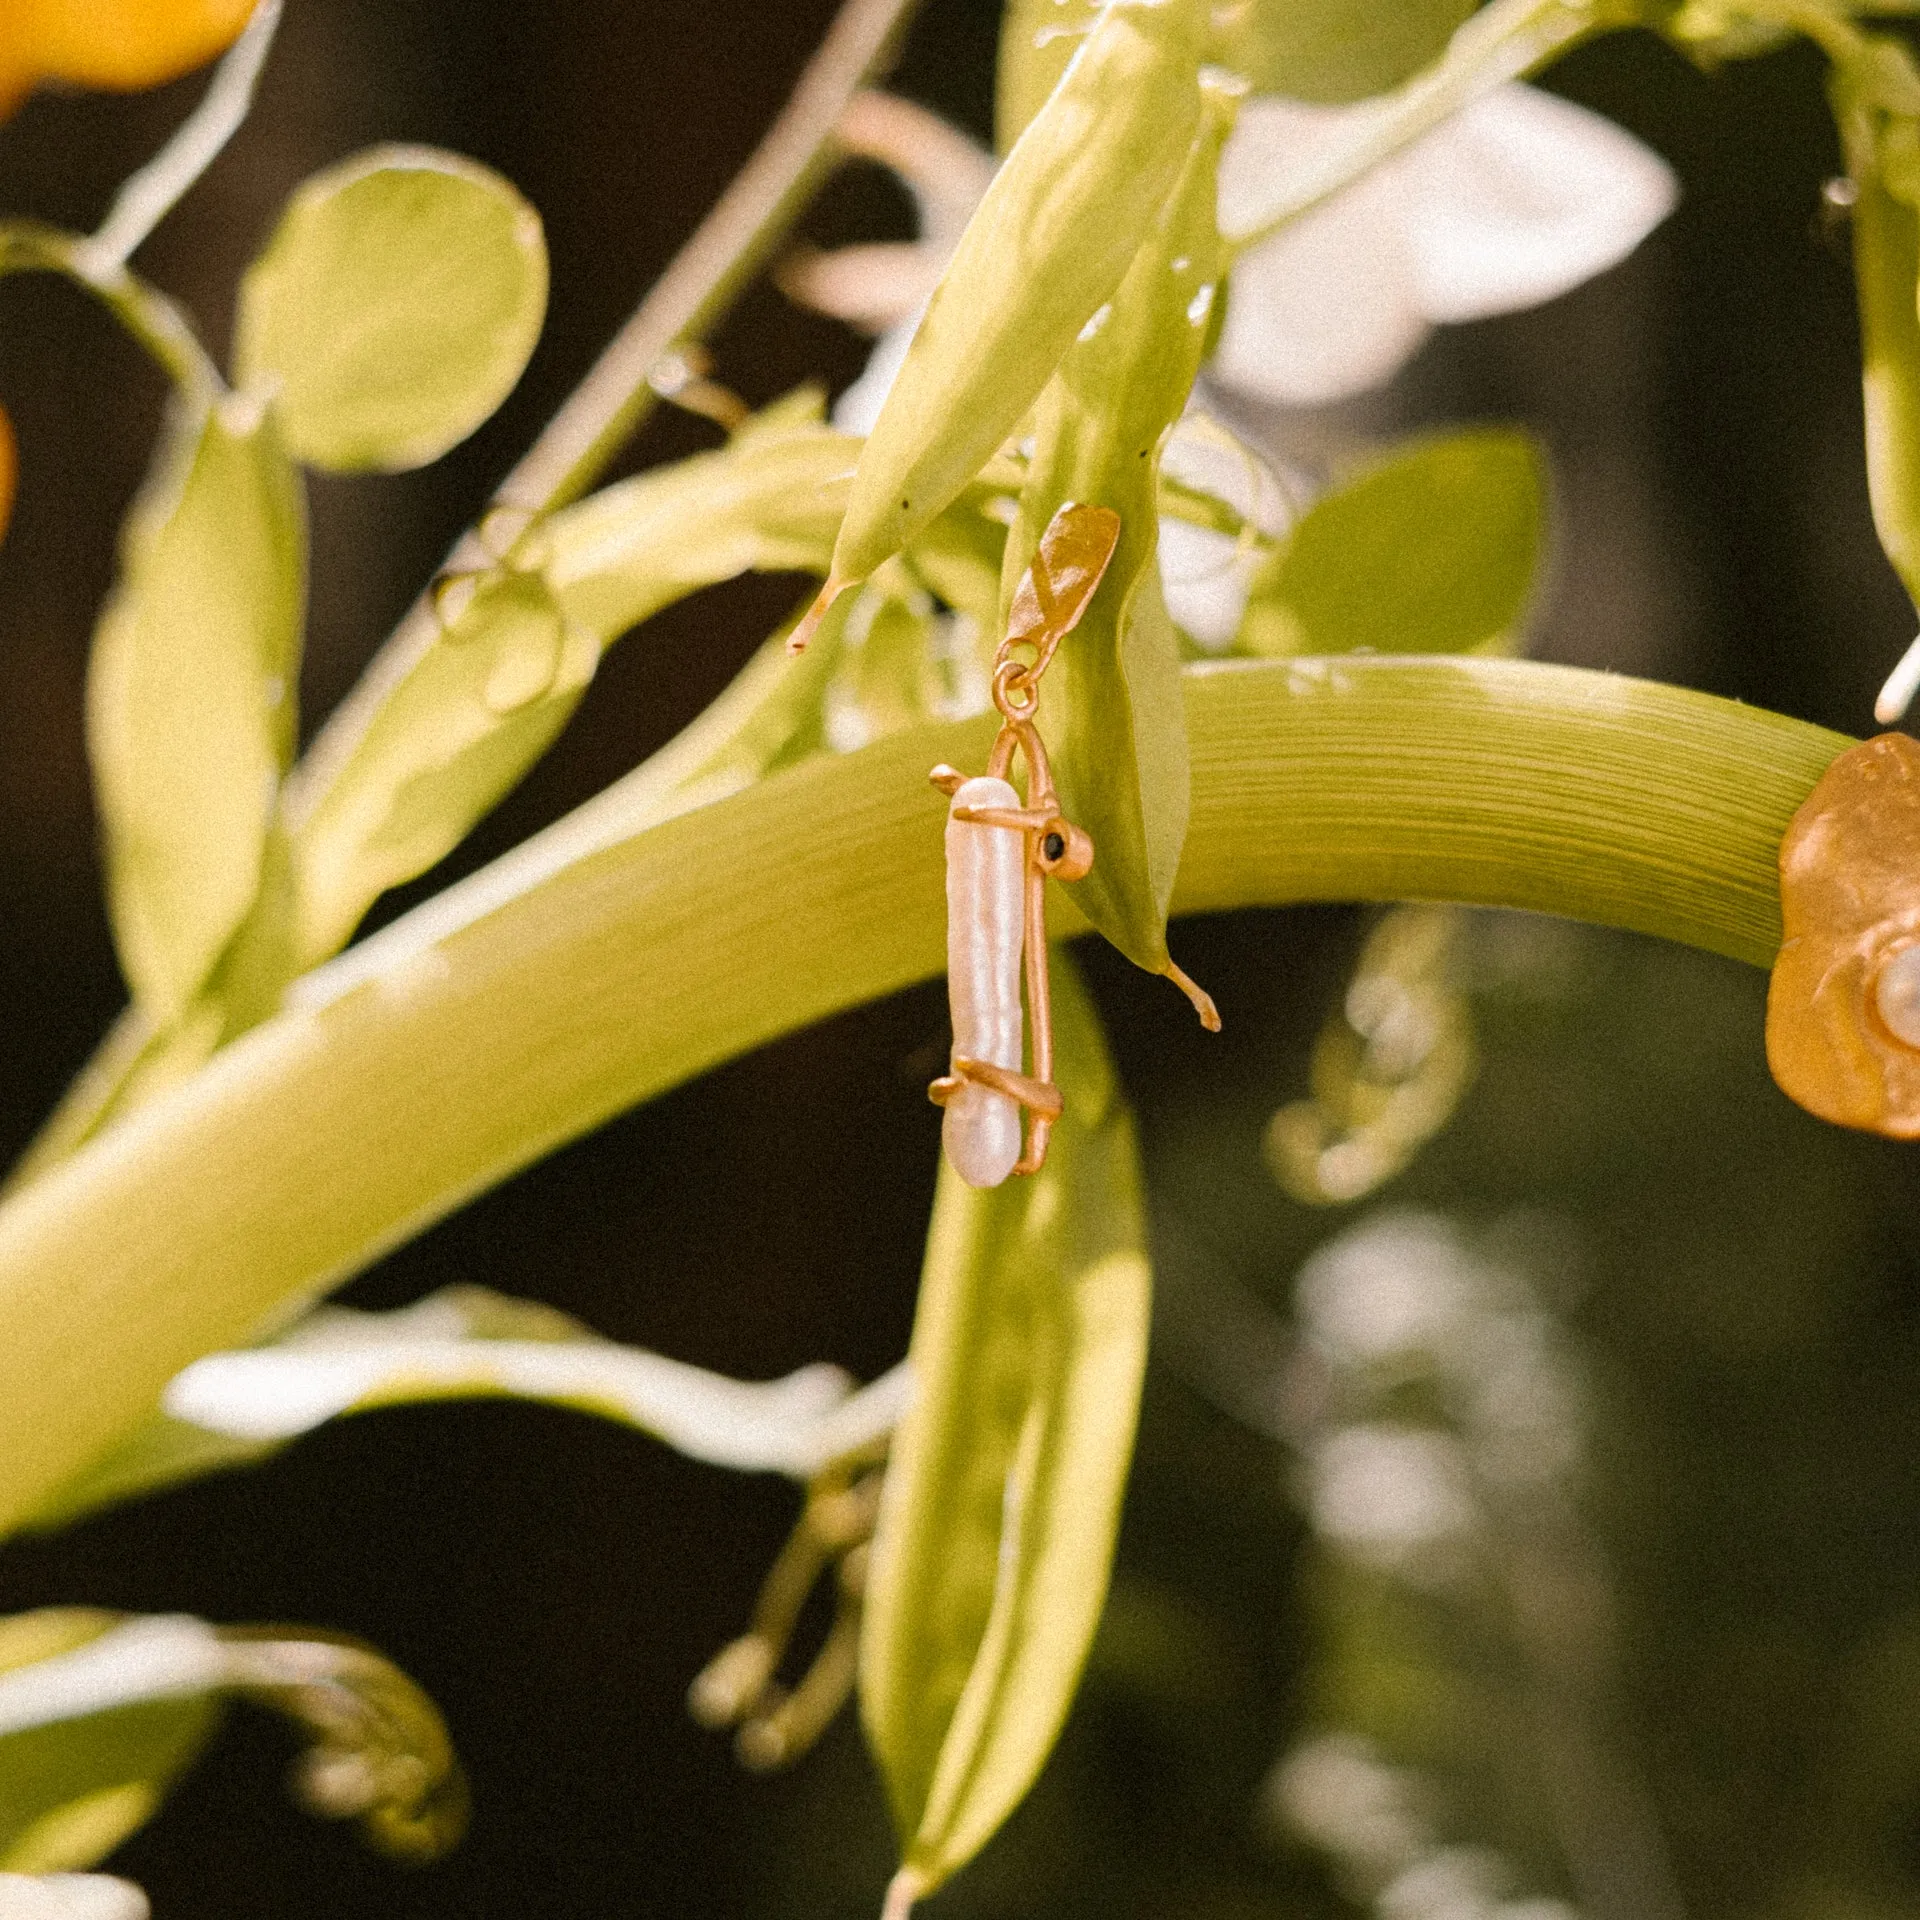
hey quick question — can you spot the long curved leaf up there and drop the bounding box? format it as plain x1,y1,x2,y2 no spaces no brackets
861,954,1149,1903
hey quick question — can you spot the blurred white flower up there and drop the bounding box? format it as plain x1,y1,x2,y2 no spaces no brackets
1214,84,1678,407
801,82,1674,640
1295,1210,1476,1367
1306,1423,1478,1566
0,1878,149,1920
1156,415,1298,647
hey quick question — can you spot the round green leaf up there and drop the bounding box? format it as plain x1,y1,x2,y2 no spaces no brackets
1245,429,1548,658
235,144,548,473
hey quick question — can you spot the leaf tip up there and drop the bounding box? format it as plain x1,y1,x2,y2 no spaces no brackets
1165,959,1220,1031
789,577,849,653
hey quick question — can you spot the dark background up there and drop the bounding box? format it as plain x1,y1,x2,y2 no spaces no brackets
3,5,1920,1916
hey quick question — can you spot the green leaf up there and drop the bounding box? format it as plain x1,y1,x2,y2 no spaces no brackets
286,420,858,967
999,78,1238,975
861,955,1150,1902
1241,430,1548,659
235,144,548,473
85,393,306,1020
816,0,1206,610
1208,0,1474,104
0,1612,219,1872
993,0,1102,152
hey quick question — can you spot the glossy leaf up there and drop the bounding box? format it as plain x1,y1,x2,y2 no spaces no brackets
287,418,857,966
24,1288,910,1531
1209,0,1474,105
85,393,305,1020
0,1611,218,1872
235,145,547,473
997,80,1237,973
813,0,1206,615
862,955,1150,1903
992,0,1102,152
1241,429,1547,658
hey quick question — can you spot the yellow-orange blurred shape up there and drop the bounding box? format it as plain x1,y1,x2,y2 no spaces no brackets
0,406,14,548
0,0,255,119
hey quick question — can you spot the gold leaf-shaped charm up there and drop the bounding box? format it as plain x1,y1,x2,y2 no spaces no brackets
1768,732,1920,1134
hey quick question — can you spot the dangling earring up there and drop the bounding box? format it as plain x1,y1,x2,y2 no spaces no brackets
928,501,1118,1189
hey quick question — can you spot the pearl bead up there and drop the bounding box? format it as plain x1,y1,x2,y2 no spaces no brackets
1876,943,1920,1049
943,776,1025,1188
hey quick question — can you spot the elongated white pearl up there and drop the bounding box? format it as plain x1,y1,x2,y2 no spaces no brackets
944,775,1025,1188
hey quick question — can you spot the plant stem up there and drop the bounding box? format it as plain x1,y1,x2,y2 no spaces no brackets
0,222,222,395
0,656,1845,1536
284,0,924,828
73,0,282,278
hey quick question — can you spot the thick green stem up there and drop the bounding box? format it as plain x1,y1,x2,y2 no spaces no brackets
0,658,1846,1535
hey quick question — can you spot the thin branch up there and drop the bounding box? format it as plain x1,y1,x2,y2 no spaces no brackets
284,0,924,826
0,221,222,394
73,0,283,278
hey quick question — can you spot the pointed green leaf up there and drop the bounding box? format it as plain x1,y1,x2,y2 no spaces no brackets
235,145,548,473
820,0,1206,604
993,0,1102,152
86,393,306,1020
1209,0,1474,104
0,1612,219,1872
861,955,1150,1901
1240,429,1548,659
998,79,1237,974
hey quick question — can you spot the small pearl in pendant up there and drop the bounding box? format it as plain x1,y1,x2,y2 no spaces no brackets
1876,943,1920,1049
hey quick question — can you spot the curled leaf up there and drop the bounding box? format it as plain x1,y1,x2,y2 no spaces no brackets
1266,905,1476,1204
85,392,305,1020
862,954,1149,1907
806,0,1206,631
235,145,548,473
0,1611,463,1865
